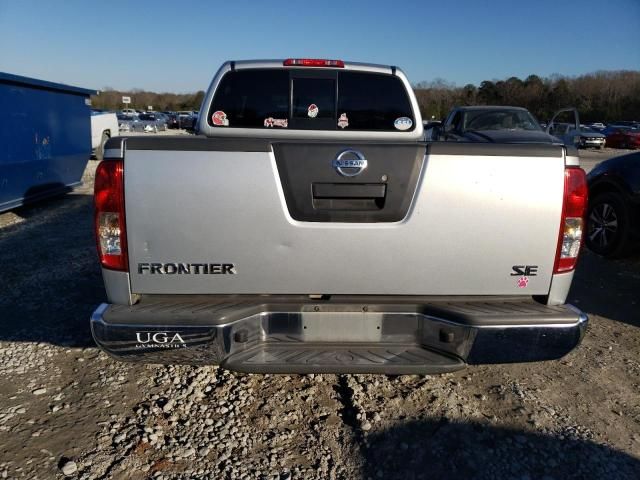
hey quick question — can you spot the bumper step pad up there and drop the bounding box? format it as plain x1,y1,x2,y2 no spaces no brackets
224,343,465,374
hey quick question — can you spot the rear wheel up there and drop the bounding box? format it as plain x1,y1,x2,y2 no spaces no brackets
586,192,631,258
95,131,109,160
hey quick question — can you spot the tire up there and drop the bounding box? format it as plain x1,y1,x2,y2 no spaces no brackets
586,191,632,258
95,132,109,161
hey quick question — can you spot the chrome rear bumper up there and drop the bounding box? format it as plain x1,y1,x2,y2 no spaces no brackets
90,297,587,374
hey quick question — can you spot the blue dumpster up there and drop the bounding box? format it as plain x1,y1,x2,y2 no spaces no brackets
0,72,97,212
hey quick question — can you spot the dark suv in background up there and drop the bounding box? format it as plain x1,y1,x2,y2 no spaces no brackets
586,151,640,257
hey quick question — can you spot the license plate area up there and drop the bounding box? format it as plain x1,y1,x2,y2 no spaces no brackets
265,311,422,343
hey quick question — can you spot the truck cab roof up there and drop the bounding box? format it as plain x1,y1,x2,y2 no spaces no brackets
230,58,397,74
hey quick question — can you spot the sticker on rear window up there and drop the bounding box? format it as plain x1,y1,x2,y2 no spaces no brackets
264,117,288,128
211,111,229,126
394,117,413,131
338,113,349,129
307,104,319,118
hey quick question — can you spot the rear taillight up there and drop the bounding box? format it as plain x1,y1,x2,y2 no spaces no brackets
94,160,128,271
554,167,588,273
283,58,345,68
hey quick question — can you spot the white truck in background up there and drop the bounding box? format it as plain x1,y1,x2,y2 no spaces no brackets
90,110,119,160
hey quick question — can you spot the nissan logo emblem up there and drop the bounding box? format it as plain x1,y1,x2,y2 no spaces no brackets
332,149,368,177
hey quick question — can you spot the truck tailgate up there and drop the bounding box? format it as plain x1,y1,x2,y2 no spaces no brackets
123,140,565,296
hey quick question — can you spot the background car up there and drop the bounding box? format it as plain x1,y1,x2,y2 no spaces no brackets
566,125,606,149
586,151,640,257
437,106,558,143
549,122,605,148
602,126,640,149
163,111,180,129
152,112,172,129
177,110,196,129
188,111,199,131
575,126,606,149
545,108,597,148
138,112,168,132
612,120,640,129
422,120,442,141
116,113,144,132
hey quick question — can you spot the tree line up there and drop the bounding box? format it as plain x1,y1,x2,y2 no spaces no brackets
91,88,206,112
90,70,640,122
414,70,640,123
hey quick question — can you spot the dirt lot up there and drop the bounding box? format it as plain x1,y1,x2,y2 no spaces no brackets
0,147,639,479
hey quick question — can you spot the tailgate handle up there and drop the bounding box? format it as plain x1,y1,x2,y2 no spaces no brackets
312,183,386,211
312,183,386,199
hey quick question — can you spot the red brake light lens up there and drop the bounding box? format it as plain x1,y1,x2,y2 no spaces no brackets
94,160,128,271
554,167,588,273
283,58,345,68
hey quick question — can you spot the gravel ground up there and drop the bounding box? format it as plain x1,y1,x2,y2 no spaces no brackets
0,147,639,479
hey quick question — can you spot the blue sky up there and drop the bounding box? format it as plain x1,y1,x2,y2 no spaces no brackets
1,0,638,92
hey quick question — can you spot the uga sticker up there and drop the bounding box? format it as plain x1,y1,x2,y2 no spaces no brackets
308,104,319,118
338,113,349,129
135,331,186,349
394,117,413,131
211,111,229,126
264,117,288,128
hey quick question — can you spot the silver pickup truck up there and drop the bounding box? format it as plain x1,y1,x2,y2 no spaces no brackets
91,58,588,374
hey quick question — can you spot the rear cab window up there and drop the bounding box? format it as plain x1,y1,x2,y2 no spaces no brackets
208,68,415,132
